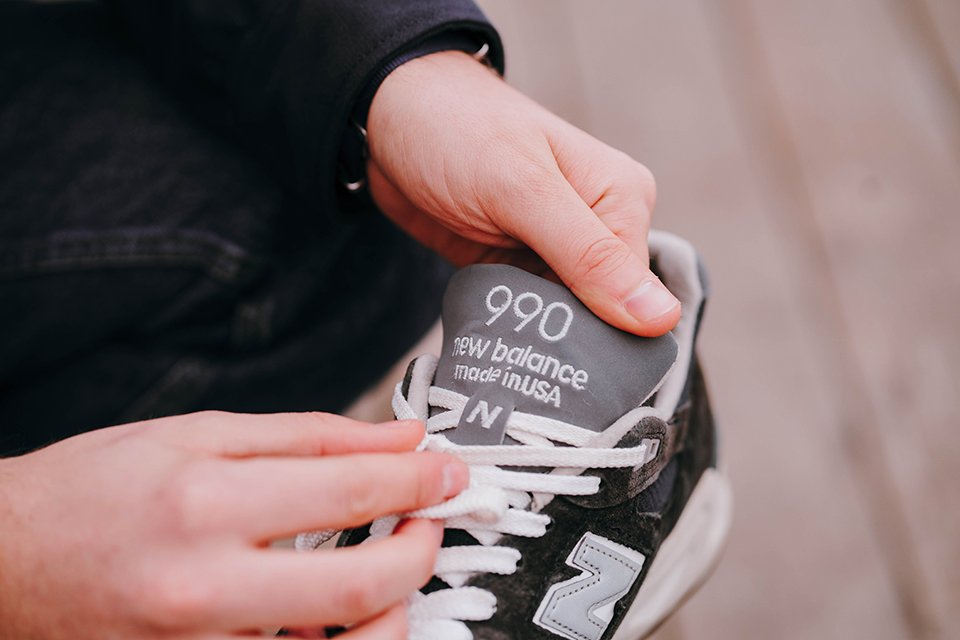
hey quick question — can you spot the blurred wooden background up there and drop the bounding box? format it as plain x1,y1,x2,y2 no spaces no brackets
470,1,960,638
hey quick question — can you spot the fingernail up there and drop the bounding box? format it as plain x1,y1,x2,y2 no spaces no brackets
625,280,680,322
441,460,469,498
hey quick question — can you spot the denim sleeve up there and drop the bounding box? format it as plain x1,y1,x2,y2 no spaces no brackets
100,0,505,218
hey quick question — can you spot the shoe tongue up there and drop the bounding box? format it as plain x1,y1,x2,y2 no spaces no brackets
434,264,678,446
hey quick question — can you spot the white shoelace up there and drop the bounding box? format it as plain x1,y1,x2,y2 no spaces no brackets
364,354,665,640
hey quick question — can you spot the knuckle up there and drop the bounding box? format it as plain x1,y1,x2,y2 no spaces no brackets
630,162,657,210
305,410,336,422
191,409,229,424
575,235,632,282
340,479,383,524
177,409,231,435
297,411,335,427
104,419,153,444
157,464,218,534
284,411,333,442
336,574,379,617
631,161,656,189
141,566,214,628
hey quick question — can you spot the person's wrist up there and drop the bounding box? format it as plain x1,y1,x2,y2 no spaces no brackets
340,44,493,206
367,50,496,162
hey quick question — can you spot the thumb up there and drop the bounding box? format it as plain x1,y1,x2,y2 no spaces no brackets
507,173,680,337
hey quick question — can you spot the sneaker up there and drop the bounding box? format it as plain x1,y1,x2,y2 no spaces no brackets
298,230,732,640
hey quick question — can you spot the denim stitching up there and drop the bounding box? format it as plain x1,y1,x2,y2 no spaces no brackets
0,228,265,284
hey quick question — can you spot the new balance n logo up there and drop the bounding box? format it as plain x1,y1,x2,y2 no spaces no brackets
533,532,646,640
465,400,503,430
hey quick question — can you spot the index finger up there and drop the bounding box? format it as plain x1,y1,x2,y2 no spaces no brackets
151,411,426,458
195,451,468,541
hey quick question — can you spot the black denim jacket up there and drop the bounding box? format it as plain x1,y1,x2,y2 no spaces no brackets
0,1,502,454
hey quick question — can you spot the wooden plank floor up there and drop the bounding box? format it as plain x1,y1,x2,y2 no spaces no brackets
474,1,960,637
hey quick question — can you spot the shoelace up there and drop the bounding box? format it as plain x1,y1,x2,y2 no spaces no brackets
293,353,663,639
366,354,663,640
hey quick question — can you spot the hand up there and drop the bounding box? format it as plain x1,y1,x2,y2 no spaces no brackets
0,412,468,639
366,51,681,337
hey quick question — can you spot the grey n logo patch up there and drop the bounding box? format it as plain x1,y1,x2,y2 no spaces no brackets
448,385,515,446
465,400,503,430
533,532,646,640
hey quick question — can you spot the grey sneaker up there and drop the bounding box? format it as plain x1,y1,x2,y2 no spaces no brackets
303,230,731,640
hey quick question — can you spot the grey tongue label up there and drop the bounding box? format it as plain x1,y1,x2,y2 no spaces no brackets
437,264,678,446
